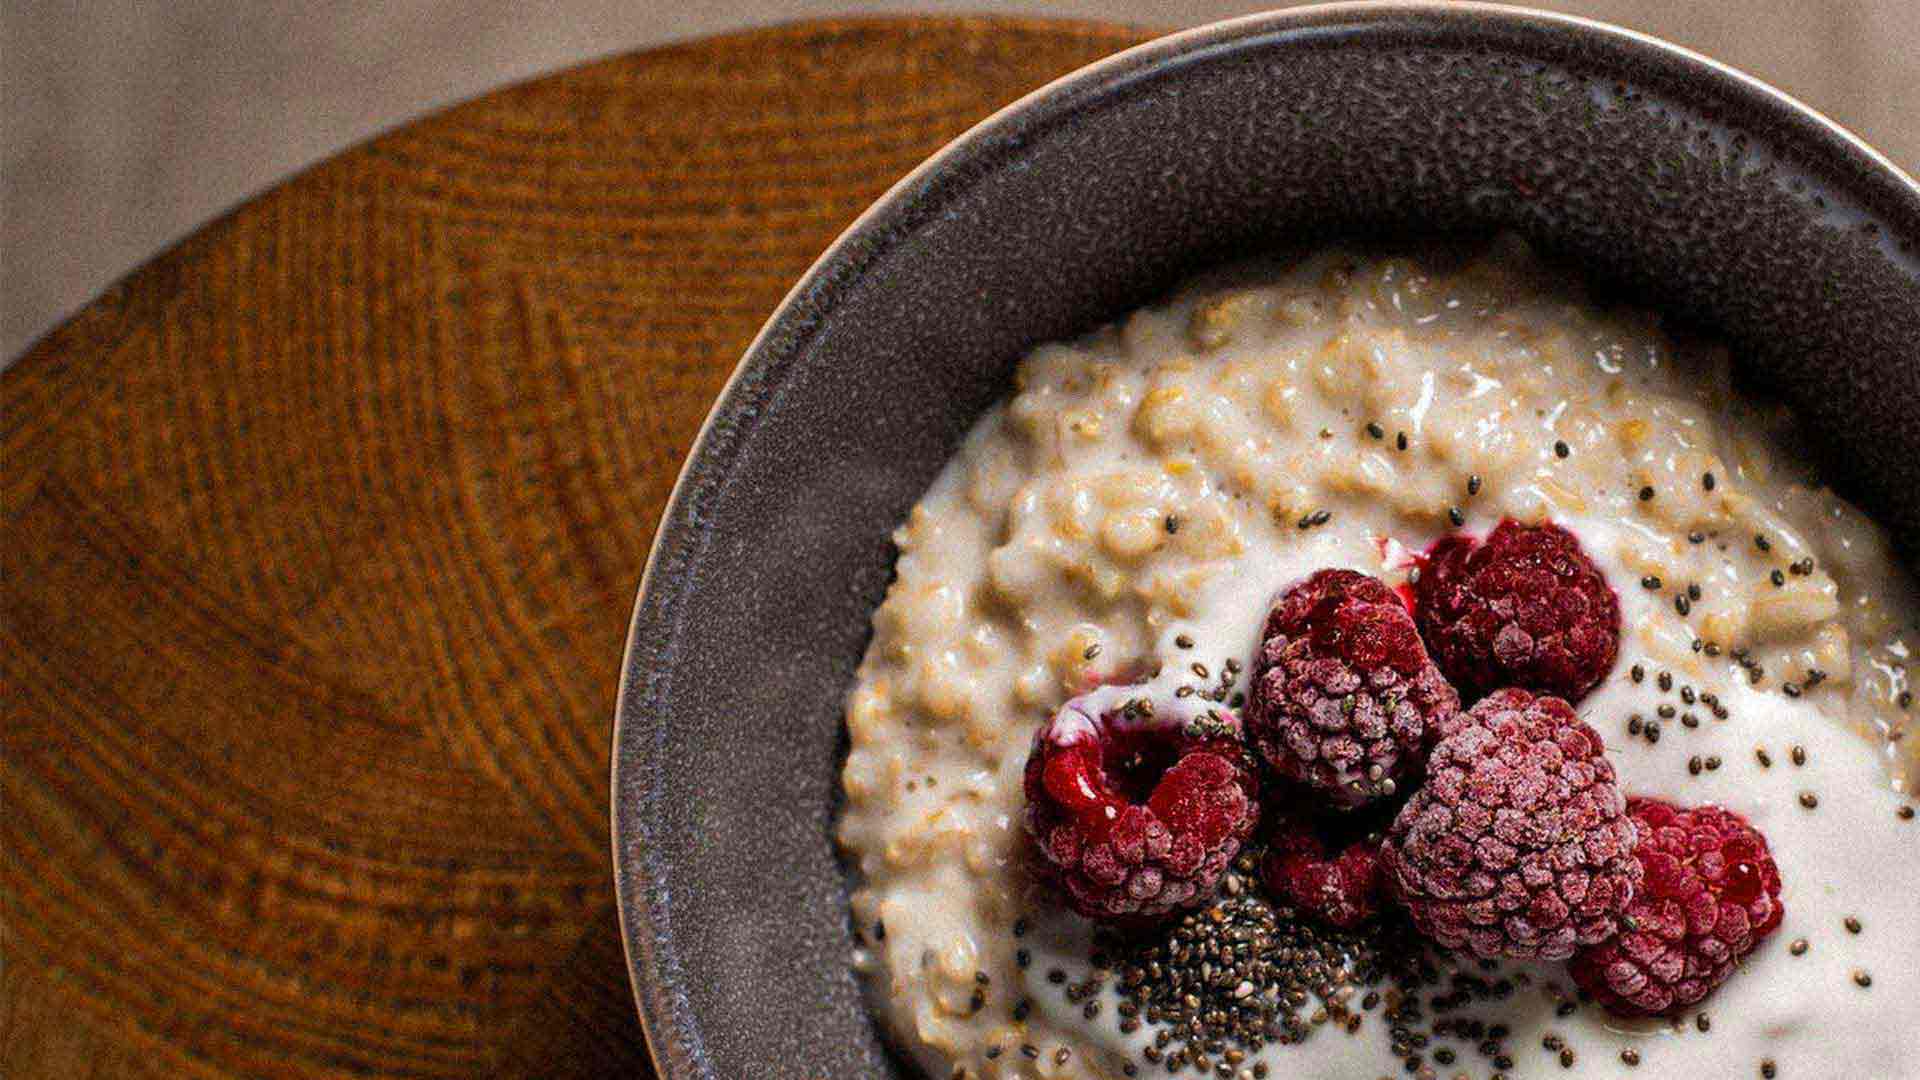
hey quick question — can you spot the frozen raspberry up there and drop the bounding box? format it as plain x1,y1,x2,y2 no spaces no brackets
1261,815,1385,928
1570,799,1784,1016
1414,519,1620,704
1381,688,1640,960
1248,569,1461,808
1024,686,1259,922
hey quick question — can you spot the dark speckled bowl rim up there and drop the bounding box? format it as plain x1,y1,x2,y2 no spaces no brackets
611,4,1919,1076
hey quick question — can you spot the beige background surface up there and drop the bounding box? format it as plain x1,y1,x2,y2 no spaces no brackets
4,1,1916,362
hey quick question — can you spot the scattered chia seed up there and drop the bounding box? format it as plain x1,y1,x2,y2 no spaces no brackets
1783,683,1802,698
1900,806,1916,820
1845,916,1862,934
1658,705,1677,719
1553,440,1570,459
1688,755,1703,776
1397,431,1409,451
1631,665,1646,683
1298,509,1333,530
1675,595,1692,616
1687,583,1702,601
1681,686,1696,704
1682,713,1700,729
1799,792,1819,810
1641,575,1662,590
1449,507,1465,527
1192,662,1210,679
1761,1060,1777,1079
1771,569,1786,587
1468,475,1483,496
1789,939,1808,956
1622,1048,1641,1066
1791,745,1806,766
1367,422,1386,439
1705,755,1721,771
1084,643,1103,660
1176,634,1195,649
1702,472,1716,490
1755,534,1772,552
1099,857,1489,1076
1853,969,1873,988
1696,1013,1711,1033
1628,715,1644,736
1646,721,1662,744
1639,486,1656,501
1756,747,1772,767
1689,531,1706,544
1658,671,1674,692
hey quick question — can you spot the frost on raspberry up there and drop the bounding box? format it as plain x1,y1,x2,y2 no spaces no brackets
1381,688,1640,960
1023,685,1260,923
1260,814,1385,929
1247,569,1461,808
1570,799,1784,1016
1414,519,1620,704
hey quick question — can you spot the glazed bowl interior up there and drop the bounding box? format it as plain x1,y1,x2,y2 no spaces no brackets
613,5,1920,1078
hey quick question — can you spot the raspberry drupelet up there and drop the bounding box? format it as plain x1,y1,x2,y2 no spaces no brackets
1260,814,1386,929
1023,686,1260,922
1247,569,1461,808
1414,519,1621,704
1570,799,1784,1016
1381,688,1641,960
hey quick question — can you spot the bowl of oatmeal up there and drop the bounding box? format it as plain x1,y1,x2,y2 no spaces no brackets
611,6,1920,1079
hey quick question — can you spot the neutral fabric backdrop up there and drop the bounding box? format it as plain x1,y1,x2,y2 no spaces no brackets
4,1,1916,362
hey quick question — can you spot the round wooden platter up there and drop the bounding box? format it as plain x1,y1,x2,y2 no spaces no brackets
0,18,1152,1078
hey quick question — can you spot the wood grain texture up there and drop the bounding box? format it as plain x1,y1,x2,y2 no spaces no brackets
0,18,1152,1078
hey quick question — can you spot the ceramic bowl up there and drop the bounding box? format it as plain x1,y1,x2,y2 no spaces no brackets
612,5,1920,1076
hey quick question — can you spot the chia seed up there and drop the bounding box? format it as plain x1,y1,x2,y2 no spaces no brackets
1100,862,1487,1076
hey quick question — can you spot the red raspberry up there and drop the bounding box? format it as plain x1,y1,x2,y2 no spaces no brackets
1570,799,1784,1016
1248,570,1461,808
1261,815,1385,928
1380,688,1640,960
1414,519,1620,704
1024,686,1259,922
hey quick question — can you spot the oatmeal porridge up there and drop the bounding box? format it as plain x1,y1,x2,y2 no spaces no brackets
835,237,1918,1079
